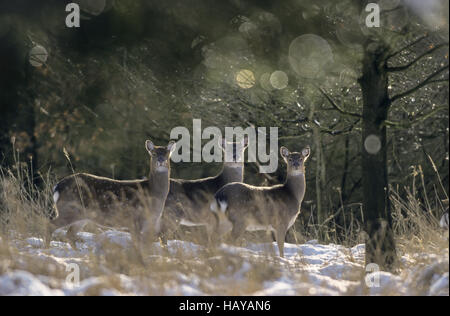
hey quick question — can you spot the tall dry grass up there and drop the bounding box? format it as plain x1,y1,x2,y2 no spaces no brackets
0,153,448,295
0,154,54,241
0,156,286,295
391,163,449,258
1,154,448,253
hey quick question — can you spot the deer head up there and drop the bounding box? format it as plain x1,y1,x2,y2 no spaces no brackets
280,146,310,176
220,136,249,168
146,140,176,173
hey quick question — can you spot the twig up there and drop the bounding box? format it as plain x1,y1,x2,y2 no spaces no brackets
391,65,449,103
387,42,448,72
317,87,362,118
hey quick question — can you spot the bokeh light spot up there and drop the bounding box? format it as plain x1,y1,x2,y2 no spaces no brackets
29,45,48,67
239,22,258,37
260,73,274,91
365,135,382,155
289,34,333,79
236,69,256,89
270,71,289,90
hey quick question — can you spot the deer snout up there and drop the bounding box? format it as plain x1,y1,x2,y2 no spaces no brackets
156,158,169,168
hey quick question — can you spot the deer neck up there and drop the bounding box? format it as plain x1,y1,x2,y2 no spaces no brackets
218,163,244,186
285,171,306,203
149,166,170,198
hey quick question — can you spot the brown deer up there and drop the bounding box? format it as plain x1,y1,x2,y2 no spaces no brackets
211,146,310,257
47,140,176,250
160,137,249,245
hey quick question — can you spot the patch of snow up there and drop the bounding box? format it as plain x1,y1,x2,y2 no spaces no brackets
1,229,448,296
98,230,132,248
429,273,449,296
366,272,407,296
0,271,64,296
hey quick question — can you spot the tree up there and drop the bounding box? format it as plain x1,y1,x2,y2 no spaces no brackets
0,15,38,180
194,0,449,269
329,1,448,269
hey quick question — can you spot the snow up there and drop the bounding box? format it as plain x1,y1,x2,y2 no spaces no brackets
429,273,449,296
0,271,64,296
0,229,448,296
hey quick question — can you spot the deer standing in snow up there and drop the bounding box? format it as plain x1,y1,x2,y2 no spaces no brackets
48,140,176,250
160,137,249,244
211,146,310,257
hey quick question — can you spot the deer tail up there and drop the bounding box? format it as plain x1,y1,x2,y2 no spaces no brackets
210,191,228,214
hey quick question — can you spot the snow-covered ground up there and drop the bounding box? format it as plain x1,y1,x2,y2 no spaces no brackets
0,230,448,296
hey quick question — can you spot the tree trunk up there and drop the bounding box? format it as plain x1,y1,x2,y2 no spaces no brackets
359,43,397,271
308,95,328,241
314,127,327,240
0,30,25,167
341,135,350,202
0,25,38,184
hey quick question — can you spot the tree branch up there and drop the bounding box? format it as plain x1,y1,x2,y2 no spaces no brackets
386,34,429,61
384,106,448,129
390,65,449,103
387,43,449,72
280,117,361,137
317,87,362,118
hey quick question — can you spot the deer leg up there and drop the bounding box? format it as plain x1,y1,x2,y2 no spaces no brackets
159,215,180,246
270,231,276,242
66,221,86,250
158,223,169,247
44,222,56,248
49,203,84,248
230,220,247,246
275,226,288,258
204,211,220,247
128,214,146,265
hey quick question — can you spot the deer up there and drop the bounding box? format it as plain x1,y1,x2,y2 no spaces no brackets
160,137,249,245
47,140,176,251
211,145,310,257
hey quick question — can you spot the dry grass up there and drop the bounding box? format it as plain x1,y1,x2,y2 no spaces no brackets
390,164,449,276
0,159,53,240
0,160,286,295
0,158,448,296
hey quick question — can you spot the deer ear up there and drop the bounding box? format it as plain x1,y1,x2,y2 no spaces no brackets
302,146,311,160
146,140,155,153
280,146,290,159
167,141,176,154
